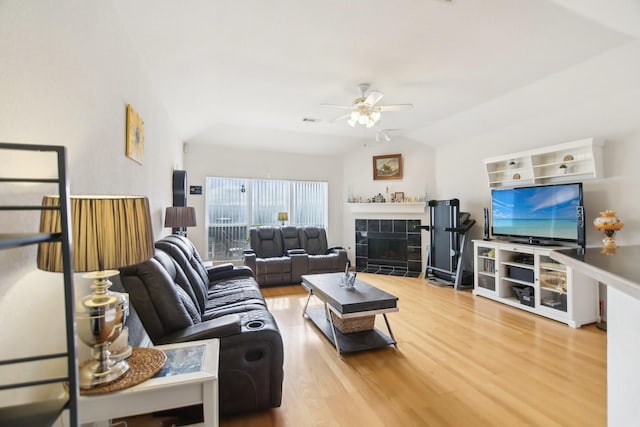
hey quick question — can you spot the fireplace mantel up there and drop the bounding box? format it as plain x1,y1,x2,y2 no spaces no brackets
345,202,426,214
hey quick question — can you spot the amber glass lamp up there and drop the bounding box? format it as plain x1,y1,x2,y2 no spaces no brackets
38,195,154,388
593,210,624,249
277,211,288,226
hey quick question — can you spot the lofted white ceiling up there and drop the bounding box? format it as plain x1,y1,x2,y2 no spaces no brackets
111,0,639,155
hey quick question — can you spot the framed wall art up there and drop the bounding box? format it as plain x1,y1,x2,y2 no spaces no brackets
126,104,145,165
373,153,403,180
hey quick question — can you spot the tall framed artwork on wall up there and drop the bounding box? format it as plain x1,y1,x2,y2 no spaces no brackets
373,153,403,180
126,104,145,165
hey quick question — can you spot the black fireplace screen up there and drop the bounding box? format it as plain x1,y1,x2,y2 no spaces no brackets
368,235,407,263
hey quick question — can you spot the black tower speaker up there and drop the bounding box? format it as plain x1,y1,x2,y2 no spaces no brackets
172,170,187,207
577,205,585,248
483,207,490,240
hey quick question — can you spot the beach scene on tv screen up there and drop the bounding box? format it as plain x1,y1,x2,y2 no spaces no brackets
492,185,580,240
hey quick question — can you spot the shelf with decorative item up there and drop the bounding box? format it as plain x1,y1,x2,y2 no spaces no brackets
345,202,426,214
483,138,604,188
487,176,534,188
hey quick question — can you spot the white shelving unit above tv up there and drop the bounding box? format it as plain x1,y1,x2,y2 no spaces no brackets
483,138,604,188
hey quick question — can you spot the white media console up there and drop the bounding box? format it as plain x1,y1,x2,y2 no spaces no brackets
473,239,598,327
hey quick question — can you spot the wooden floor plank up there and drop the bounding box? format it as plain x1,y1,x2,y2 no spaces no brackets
219,273,606,427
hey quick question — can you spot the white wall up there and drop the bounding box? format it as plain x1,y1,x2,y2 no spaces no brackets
0,2,182,405
183,143,344,259
341,139,436,266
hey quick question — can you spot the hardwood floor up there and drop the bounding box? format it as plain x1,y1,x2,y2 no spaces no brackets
221,273,606,427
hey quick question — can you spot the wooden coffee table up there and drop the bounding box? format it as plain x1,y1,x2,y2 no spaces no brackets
301,273,399,355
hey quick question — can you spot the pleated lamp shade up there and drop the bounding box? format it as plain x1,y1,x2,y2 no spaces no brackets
277,212,288,222
164,206,197,228
37,195,154,272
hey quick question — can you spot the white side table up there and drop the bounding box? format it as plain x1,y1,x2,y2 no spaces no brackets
79,339,219,427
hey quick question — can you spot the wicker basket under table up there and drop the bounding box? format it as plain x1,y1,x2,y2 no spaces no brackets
330,312,375,333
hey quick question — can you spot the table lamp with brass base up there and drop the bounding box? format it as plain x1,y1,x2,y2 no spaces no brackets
39,195,154,389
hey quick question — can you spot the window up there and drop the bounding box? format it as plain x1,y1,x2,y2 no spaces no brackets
206,177,328,260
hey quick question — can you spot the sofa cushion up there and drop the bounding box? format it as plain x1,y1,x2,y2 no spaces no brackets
281,226,301,251
155,236,210,314
120,257,197,342
175,285,202,323
154,249,204,315
308,254,340,272
300,227,328,255
250,227,285,258
255,256,291,273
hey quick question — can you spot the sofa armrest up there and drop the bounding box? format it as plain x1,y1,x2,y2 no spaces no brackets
327,247,349,271
156,314,242,344
289,252,308,283
243,251,257,274
207,263,234,275
207,264,255,282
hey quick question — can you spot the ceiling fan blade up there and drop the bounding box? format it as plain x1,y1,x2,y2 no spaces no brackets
331,113,351,122
364,90,384,106
320,103,351,109
377,104,413,112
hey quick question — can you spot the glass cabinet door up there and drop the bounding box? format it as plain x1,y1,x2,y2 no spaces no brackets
539,255,567,313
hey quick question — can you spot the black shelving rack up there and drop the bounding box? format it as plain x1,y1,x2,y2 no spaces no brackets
0,143,78,426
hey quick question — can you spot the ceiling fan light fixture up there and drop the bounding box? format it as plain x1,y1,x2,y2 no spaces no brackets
322,84,410,129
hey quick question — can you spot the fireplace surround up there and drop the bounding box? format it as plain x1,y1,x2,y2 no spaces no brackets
355,219,422,277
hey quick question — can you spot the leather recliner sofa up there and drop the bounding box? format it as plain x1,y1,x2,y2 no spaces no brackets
119,235,284,415
243,226,348,286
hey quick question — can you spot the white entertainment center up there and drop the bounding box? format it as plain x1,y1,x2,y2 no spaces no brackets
473,138,603,327
473,240,598,327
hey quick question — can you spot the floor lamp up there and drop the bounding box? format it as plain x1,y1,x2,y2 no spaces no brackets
38,195,154,389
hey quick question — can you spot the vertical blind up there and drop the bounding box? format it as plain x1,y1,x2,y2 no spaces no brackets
252,179,288,226
205,177,328,260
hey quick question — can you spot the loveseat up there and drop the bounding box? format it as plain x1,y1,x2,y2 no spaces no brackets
119,235,284,415
243,226,348,286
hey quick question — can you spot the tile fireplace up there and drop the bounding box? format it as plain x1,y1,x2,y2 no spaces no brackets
355,218,422,277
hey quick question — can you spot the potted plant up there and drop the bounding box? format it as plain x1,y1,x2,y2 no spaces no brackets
559,164,568,174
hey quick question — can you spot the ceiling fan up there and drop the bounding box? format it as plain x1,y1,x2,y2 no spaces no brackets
321,83,413,128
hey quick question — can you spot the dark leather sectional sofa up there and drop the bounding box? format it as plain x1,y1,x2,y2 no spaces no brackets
119,235,284,415
243,226,349,286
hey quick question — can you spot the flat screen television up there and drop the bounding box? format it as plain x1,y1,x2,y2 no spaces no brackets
491,182,584,245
